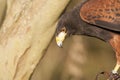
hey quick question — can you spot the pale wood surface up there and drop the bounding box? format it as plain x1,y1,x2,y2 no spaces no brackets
0,0,70,80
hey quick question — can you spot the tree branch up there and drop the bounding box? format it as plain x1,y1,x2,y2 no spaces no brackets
0,0,70,80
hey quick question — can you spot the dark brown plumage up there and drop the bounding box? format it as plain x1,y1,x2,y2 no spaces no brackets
56,0,120,79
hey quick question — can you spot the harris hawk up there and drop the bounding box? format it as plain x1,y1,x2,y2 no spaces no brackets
55,0,120,80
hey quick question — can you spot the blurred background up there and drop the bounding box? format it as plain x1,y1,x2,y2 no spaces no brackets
30,0,117,80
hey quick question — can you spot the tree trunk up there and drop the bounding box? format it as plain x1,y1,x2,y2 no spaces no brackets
0,0,70,80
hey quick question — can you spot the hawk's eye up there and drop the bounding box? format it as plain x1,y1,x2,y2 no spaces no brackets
61,27,66,32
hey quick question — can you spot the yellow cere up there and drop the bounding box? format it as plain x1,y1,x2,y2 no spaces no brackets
56,32,67,42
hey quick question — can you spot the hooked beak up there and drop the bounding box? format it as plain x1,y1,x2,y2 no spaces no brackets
56,31,67,48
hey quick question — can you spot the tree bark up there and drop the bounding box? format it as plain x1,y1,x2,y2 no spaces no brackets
0,0,70,80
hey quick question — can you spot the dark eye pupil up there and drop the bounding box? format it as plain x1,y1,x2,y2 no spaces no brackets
61,27,66,32
62,29,65,31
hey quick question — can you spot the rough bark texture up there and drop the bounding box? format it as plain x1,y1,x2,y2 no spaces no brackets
0,0,70,80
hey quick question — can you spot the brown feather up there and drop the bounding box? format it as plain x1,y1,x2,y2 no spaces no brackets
109,34,120,64
80,0,120,31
